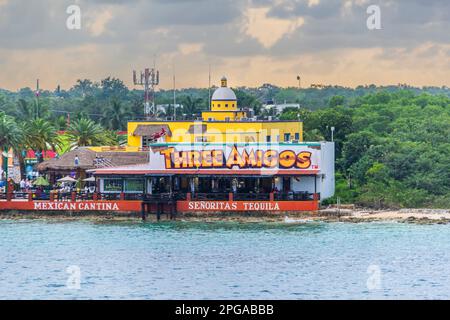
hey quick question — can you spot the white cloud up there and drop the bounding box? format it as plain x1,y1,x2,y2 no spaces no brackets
243,7,304,48
308,0,320,7
178,43,204,55
86,10,114,37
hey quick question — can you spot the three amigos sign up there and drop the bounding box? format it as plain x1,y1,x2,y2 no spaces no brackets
153,144,321,173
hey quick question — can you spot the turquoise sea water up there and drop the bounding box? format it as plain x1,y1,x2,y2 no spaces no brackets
1,219,450,300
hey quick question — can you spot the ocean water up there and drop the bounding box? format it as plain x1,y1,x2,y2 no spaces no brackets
1,219,450,300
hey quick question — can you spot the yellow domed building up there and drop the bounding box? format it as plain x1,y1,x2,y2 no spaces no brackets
87,76,336,215
201,77,246,121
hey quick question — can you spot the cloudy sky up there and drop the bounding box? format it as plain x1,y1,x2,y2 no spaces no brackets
0,0,449,90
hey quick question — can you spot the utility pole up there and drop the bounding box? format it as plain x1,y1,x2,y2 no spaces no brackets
297,75,301,89
133,67,160,119
173,69,176,121
208,64,212,110
35,79,41,119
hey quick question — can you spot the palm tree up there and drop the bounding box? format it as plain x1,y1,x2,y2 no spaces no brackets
66,118,112,148
24,119,60,162
181,96,204,119
73,79,94,97
0,113,21,148
15,99,35,121
0,113,22,182
101,100,131,130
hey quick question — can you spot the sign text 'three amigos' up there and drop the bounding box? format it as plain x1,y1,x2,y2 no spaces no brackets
160,146,313,170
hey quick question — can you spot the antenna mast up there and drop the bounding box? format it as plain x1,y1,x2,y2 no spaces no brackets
208,64,211,110
173,71,176,121
133,67,160,119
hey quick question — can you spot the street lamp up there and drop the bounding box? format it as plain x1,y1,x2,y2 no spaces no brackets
331,126,335,142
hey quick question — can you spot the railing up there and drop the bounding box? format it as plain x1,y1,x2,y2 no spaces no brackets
233,193,271,201
191,193,230,201
0,191,319,202
143,193,175,202
274,192,316,201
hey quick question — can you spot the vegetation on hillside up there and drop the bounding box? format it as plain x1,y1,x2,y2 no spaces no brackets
280,91,450,209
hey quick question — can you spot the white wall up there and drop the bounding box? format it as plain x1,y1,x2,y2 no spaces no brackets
290,142,335,201
318,142,335,200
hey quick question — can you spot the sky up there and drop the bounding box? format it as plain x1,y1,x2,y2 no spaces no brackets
0,0,449,91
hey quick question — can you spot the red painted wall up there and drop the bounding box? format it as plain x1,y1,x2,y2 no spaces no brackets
177,200,319,212
0,200,319,213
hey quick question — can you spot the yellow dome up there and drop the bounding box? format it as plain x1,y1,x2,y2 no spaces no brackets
211,77,236,101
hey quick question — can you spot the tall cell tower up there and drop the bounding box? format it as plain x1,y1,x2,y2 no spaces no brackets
133,68,160,119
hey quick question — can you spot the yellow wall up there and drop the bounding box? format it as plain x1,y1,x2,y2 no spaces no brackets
202,111,246,121
126,120,303,147
211,100,237,111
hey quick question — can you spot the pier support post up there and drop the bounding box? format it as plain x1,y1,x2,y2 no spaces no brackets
170,201,177,220
156,203,161,222
141,203,146,221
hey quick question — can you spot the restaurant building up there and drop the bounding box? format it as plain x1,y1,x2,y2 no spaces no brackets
90,77,335,214
1,77,334,216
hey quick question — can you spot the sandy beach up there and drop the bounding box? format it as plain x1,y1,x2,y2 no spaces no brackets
319,207,450,224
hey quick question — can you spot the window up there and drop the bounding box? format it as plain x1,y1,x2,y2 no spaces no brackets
225,117,230,121
284,133,291,141
142,136,155,148
103,179,123,193
217,104,221,108
225,104,229,108
266,136,271,143
195,136,208,142
295,133,300,141
124,179,144,193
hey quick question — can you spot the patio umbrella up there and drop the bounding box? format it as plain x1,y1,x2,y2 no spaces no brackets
83,177,96,182
57,176,77,183
34,176,50,186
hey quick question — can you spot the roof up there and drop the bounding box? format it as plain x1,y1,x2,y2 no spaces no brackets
92,167,320,176
133,124,172,137
211,87,237,101
37,147,149,172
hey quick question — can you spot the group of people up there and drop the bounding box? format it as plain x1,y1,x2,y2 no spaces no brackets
58,183,96,194
19,179,33,192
